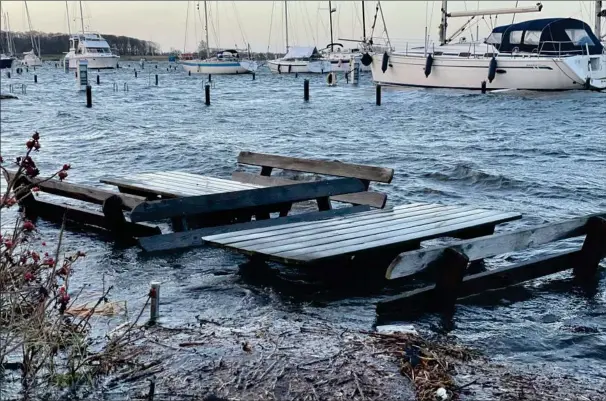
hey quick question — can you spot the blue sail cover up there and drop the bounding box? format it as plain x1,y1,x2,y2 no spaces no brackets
488,18,604,55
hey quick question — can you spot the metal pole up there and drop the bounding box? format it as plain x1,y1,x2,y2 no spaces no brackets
86,85,92,108
376,84,381,106
378,2,392,51
304,79,309,101
204,1,210,59
596,0,603,39
150,282,160,322
439,0,448,45
329,1,334,52
284,1,289,52
79,1,85,33
205,84,211,105
361,1,366,43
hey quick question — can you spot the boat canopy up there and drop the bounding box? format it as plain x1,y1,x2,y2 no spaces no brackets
486,18,604,55
283,46,321,59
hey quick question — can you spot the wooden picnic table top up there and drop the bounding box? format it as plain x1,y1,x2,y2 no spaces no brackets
202,203,522,265
101,171,262,198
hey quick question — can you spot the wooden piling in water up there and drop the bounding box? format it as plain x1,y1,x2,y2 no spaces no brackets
86,85,92,108
34,74,37,83
208,74,212,82
97,74,100,85
376,84,382,106
205,84,211,106
135,70,138,78
155,74,158,86
481,81,487,94
150,281,160,322
574,216,606,279
304,79,309,102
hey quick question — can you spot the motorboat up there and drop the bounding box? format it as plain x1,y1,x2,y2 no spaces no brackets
180,49,257,75
64,32,119,70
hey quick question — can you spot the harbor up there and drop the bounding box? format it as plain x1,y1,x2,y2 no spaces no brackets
1,1,606,400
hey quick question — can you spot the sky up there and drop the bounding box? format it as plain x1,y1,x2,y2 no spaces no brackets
0,1,601,53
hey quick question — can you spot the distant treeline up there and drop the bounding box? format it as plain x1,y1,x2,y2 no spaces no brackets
1,30,161,56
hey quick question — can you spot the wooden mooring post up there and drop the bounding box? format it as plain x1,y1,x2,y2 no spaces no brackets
86,85,92,108
573,216,606,279
97,74,100,85
376,84,382,105
150,281,160,322
304,79,309,101
155,74,158,86
34,74,37,83
205,84,211,105
135,70,138,78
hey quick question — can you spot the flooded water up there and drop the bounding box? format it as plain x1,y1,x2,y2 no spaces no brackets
1,62,605,395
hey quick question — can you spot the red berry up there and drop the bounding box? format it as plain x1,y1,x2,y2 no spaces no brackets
62,164,71,171
31,251,40,262
24,272,34,281
32,187,40,192
23,220,35,231
41,242,46,246
4,240,13,249
26,140,35,149
34,142,41,150
32,132,40,140
58,171,68,181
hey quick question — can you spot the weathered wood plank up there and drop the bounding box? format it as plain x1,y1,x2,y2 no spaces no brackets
232,171,387,208
138,205,371,252
237,151,394,183
130,178,367,222
140,171,260,192
434,248,469,309
574,216,606,279
377,250,581,315
275,212,520,263
225,205,478,250
385,213,606,280
4,169,144,210
22,198,161,238
204,203,443,245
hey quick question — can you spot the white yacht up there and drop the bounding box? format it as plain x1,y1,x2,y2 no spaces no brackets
64,33,119,70
369,3,606,91
179,1,257,75
22,50,41,67
267,46,331,74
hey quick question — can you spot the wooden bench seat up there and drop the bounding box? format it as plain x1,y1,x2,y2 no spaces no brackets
2,169,159,238
233,151,393,209
377,213,606,315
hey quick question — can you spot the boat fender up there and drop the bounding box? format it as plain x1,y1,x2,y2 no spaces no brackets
288,64,292,73
488,57,497,83
361,52,372,66
326,72,337,86
381,52,389,73
424,55,433,78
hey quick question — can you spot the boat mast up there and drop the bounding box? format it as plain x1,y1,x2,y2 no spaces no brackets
361,1,366,43
6,12,14,55
596,0,602,38
284,1,289,52
439,0,448,45
24,1,37,56
328,1,335,51
204,1,210,58
65,1,71,36
79,1,85,33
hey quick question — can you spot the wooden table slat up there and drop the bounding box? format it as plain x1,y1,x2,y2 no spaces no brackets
139,171,261,191
204,203,432,242
278,212,520,261
254,209,502,255
221,204,473,249
126,174,255,194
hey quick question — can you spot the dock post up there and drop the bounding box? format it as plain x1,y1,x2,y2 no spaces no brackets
34,74,37,83
155,74,158,86
574,217,606,279
376,84,382,106
252,72,256,81
481,81,487,94
97,74,100,85
208,74,212,82
150,281,160,323
304,79,310,102
433,248,469,310
86,85,92,108
205,84,211,106
26,67,29,73
135,70,138,78
6,71,10,79
188,70,191,76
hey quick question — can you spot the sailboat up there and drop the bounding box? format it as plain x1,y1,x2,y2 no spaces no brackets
267,1,331,74
370,1,606,91
21,1,42,67
179,1,257,75
63,1,119,69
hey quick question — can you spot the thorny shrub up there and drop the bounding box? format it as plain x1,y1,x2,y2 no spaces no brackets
0,132,140,396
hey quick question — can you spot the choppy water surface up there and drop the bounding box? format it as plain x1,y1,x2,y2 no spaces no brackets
1,63,605,392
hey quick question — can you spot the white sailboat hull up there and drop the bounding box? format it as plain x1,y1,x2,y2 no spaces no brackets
67,53,119,69
22,52,42,67
371,52,606,91
267,59,332,74
180,60,252,75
